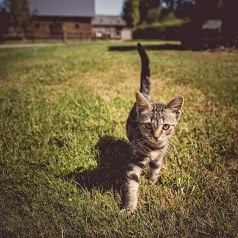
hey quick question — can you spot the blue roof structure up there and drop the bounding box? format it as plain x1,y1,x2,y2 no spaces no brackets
28,0,95,17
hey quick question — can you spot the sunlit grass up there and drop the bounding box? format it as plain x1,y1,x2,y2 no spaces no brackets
0,41,237,237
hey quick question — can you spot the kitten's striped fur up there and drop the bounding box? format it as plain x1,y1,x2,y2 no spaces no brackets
124,43,184,213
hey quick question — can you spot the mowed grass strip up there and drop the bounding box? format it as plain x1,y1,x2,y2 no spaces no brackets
0,41,237,237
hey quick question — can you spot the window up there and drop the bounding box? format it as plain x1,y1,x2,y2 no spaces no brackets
116,29,120,36
75,24,80,29
35,23,40,29
49,23,62,31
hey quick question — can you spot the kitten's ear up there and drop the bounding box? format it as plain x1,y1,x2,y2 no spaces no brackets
135,91,152,111
166,95,184,121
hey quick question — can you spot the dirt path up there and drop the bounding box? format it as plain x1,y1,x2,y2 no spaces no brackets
0,42,65,49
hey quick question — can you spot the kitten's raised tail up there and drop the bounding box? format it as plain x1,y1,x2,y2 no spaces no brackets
137,43,150,97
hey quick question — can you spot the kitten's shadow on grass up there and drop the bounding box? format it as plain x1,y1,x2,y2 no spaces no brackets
67,136,130,195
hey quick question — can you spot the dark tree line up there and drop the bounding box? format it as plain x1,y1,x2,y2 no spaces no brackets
1,0,34,38
178,0,238,45
122,0,164,26
123,0,238,45
123,0,238,25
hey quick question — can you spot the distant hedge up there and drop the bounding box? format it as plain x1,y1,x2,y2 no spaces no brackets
133,25,183,40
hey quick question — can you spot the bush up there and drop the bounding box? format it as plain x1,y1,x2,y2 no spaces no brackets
133,18,185,40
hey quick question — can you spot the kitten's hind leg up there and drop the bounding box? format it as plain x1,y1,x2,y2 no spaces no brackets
124,156,149,213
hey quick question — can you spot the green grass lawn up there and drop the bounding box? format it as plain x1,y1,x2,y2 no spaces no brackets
0,41,238,238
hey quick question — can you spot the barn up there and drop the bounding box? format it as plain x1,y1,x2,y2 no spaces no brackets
28,0,95,40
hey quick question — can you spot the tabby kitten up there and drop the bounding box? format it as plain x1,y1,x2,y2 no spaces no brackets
124,43,184,213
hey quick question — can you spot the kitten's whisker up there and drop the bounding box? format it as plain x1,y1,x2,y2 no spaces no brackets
130,138,147,150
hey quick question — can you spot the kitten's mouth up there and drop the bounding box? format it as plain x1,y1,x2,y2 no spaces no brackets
148,136,163,144
154,139,163,144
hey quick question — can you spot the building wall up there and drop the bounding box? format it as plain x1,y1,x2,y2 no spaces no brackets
92,26,122,39
92,26,132,40
121,28,132,40
29,16,92,40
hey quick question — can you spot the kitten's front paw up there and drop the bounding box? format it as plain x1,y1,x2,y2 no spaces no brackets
121,206,136,215
149,176,162,186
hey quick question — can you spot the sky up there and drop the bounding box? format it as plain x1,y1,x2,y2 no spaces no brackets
95,0,124,15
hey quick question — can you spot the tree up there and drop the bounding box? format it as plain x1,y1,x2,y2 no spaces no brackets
122,0,140,27
176,0,238,47
147,7,162,23
139,0,160,23
3,0,32,37
162,0,177,11
175,0,197,20
220,0,238,45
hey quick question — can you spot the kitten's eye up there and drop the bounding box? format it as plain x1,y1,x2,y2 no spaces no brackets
163,124,170,130
145,123,152,129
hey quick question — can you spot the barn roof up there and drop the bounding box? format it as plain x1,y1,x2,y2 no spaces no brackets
28,0,95,17
92,15,126,27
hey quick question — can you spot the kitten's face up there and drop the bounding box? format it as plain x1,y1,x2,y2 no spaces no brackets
136,92,184,144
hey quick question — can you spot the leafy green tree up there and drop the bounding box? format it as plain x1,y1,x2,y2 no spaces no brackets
176,0,238,46
175,0,193,18
122,0,140,27
220,0,238,45
147,6,162,23
161,0,177,11
3,0,32,36
139,0,160,23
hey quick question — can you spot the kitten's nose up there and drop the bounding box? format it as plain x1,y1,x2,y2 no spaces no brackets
153,135,159,141
154,131,161,141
